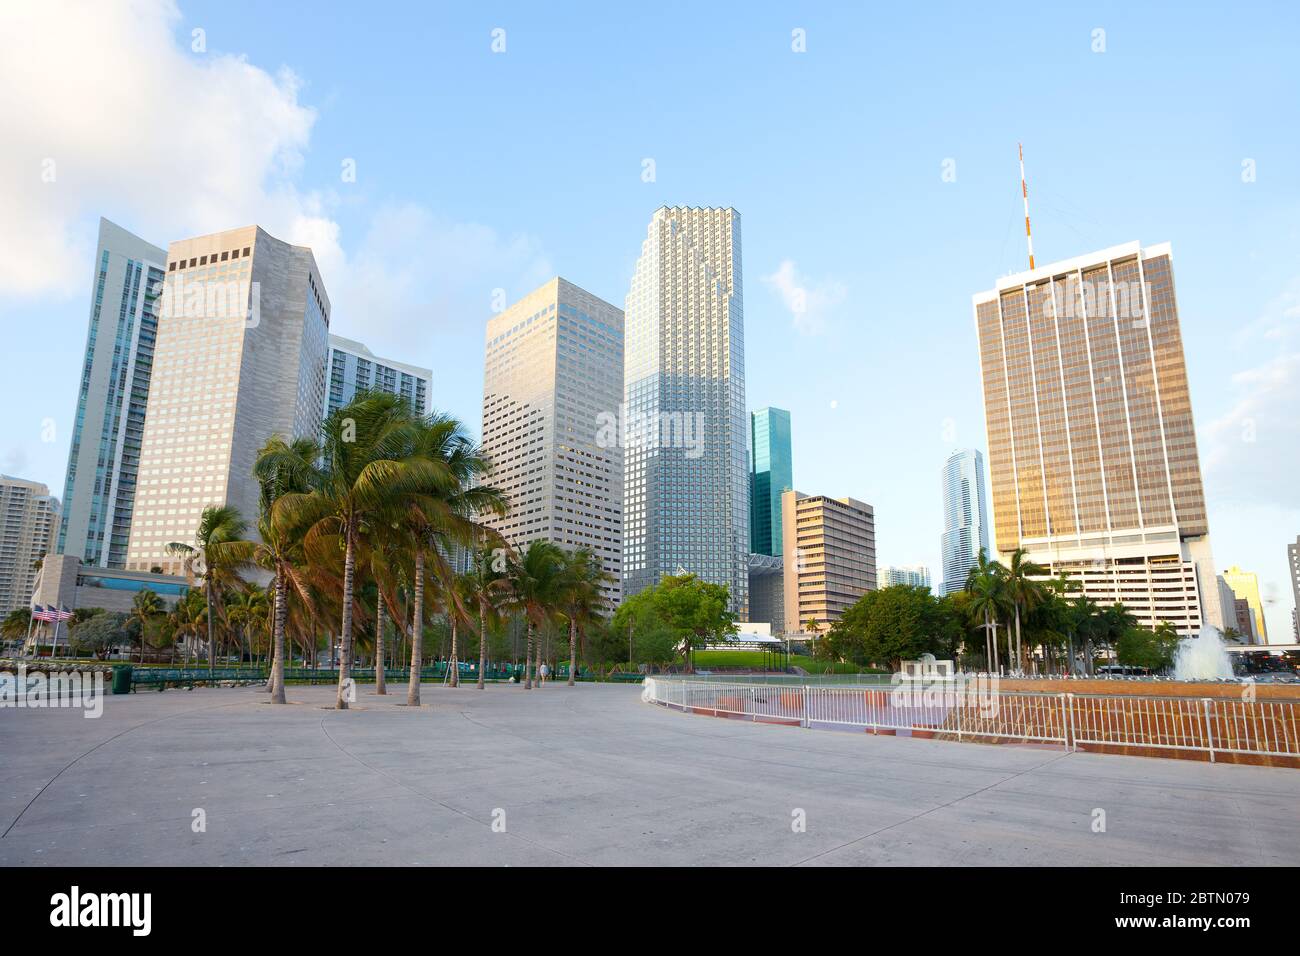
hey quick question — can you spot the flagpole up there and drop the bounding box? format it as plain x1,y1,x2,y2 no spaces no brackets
24,607,36,658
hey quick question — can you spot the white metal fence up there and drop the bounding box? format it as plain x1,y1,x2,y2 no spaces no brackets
642,678,1300,764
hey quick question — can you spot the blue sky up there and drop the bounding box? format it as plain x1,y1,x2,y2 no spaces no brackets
1,0,1297,637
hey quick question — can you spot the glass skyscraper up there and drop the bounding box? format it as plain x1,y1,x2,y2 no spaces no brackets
57,218,166,568
623,207,748,613
749,407,792,557
939,448,989,595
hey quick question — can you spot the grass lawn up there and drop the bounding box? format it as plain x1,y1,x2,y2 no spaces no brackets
691,650,879,674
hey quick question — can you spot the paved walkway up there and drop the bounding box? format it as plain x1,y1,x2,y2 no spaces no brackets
2,681,1297,866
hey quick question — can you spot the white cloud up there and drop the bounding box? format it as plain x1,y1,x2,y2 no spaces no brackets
332,203,552,347
0,0,551,355
0,0,337,298
761,259,846,335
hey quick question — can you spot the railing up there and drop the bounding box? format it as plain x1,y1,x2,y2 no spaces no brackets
642,678,1300,765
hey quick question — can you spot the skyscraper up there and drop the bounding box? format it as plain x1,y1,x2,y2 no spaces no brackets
750,407,792,557
0,475,59,615
940,448,989,595
125,226,330,573
57,218,166,568
781,490,875,635
974,240,1222,636
623,207,748,613
480,277,623,604
325,334,432,417
1222,565,1268,644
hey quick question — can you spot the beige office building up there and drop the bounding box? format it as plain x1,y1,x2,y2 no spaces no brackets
1222,565,1268,644
480,277,624,604
974,240,1222,636
781,490,876,636
126,226,330,573
0,476,60,615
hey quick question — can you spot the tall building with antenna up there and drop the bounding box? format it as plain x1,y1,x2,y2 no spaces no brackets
973,240,1223,635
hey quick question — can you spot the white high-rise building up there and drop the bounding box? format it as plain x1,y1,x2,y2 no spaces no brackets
879,564,932,589
126,226,330,573
480,277,624,604
325,335,432,417
623,207,748,613
0,476,59,615
57,218,166,568
974,241,1223,636
940,448,990,595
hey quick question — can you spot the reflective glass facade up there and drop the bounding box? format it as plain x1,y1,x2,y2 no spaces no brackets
939,448,989,595
58,219,166,568
749,407,792,557
623,207,748,613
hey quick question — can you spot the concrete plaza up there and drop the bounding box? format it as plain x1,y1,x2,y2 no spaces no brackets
2,681,1298,866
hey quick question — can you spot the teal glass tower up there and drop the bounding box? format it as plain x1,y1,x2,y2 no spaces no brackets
749,408,792,557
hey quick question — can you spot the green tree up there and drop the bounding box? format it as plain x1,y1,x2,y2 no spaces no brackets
1116,621,1180,672
557,548,611,685
70,611,130,659
464,544,512,690
609,587,678,668
507,540,566,689
166,505,248,672
1003,548,1047,673
831,584,961,671
2,607,32,644
651,574,736,673
964,550,1009,671
273,392,436,710
129,588,164,664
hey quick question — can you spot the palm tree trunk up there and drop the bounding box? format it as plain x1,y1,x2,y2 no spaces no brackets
406,552,424,706
270,568,287,704
375,595,387,695
568,616,577,687
336,528,356,710
524,621,533,690
477,600,487,690
205,580,216,672
992,618,1000,673
1014,607,1022,675
449,613,459,688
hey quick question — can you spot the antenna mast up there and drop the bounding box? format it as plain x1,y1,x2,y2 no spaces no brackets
1019,143,1036,270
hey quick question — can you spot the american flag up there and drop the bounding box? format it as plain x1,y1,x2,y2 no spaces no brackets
31,605,53,622
55,606,73,622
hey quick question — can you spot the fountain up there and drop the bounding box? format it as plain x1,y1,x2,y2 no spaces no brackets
1172,626,1237,681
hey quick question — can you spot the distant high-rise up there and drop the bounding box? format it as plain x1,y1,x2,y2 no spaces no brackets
879,564,932,589
1222,565,1268,644
781,490,875,635
940,449,989,595
0,476,59,615
749,407,792,557
480,277,623,604
623,207,748,613
57,219,166,568
126,226,330,573
325,335,432,417
974,241,1222,636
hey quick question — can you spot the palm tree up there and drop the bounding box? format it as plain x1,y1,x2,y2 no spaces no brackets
225,585,269,666
964,549,1007,672
167,589,207,665
557,548,611,686
507,540,565,690
1,608,31,643
130,588,164,664
167,505,248,672
274,392,442,710
1003,548,1047,674
400,414,507,705
464,544,511,690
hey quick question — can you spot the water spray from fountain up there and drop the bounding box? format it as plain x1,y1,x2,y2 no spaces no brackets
1172,626,1237,681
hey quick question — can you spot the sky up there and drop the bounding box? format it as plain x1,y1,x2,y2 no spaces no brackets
1,0,1297,639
